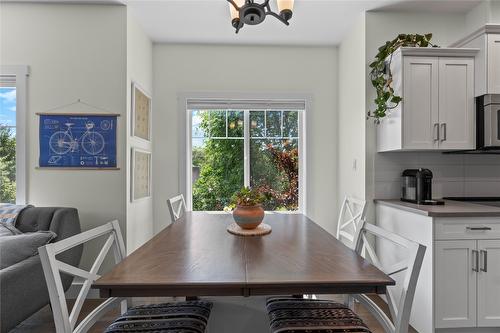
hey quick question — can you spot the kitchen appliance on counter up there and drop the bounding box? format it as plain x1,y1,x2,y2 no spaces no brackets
401,168,444,205
443,197,500,208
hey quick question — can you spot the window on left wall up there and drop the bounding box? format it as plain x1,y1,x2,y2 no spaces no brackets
0,85,17,203
0,68,27,204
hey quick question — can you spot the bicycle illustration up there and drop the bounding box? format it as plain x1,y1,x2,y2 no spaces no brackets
49,121,105,155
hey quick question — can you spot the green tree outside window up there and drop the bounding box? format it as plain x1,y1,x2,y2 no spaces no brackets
192,110,299,211
0,126,16,203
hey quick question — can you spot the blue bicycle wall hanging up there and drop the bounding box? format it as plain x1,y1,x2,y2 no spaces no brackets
38,113,118,169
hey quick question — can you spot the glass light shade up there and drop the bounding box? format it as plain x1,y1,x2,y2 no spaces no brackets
229,0,245,20
277,0,294,12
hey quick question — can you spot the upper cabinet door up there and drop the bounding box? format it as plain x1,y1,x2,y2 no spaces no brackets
477,239,500,327
438,58,475,150
402,56,439,149
435,240,477,328
488,34,500,94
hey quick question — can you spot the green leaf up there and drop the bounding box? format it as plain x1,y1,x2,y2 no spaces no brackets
369,33,438,120
391,95,402,103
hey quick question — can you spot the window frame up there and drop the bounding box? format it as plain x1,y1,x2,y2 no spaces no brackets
181,94,308,213
0,65,29,204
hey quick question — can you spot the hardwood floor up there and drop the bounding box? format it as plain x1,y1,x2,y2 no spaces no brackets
11,296,418,333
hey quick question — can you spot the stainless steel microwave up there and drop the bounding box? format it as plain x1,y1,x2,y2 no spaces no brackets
477,95,500,149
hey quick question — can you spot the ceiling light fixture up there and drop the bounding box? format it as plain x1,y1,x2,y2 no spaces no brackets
227,0,294,33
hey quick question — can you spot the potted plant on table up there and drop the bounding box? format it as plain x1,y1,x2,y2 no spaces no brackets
231,187,266,229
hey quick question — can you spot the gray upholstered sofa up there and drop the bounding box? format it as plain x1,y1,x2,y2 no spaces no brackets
0,207,82,333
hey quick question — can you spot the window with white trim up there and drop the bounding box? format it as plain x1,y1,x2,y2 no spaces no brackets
0,67,28,204
187,99,305,212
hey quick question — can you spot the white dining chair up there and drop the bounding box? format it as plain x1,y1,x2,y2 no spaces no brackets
336,196,367,249
353,222,426,332
167,194,187,222
39,220,212,333
267,221,426,333
303,197,366,301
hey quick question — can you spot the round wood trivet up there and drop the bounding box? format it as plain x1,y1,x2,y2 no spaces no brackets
227,222,272,236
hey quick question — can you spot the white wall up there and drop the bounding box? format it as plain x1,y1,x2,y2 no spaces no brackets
375,153,500,199
0,3,127,268
152,44,339,234
493,0,500,22
364,11,468,217
337,13,366,204
466,0,494,32
126,9,153,253
363,10,500,205
466,0,500,33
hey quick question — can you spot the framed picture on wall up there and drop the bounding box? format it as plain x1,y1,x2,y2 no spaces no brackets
131,82,151,141
131,148,151,201
38,113,119,169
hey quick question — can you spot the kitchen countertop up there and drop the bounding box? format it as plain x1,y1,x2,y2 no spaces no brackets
375,199,500,217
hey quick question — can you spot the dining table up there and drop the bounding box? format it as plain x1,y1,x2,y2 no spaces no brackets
93,212,394,298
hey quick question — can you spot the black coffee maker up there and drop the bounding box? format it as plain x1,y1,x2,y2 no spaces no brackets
401,169,444,205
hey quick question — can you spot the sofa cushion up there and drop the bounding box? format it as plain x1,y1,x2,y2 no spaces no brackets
0,222,22,237
16,207,57,233
0,231,56,269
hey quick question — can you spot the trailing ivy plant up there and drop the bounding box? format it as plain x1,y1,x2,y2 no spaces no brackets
368,33,438,123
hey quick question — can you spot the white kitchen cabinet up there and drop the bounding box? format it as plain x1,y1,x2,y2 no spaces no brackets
376,201,500,333
402,57,439,149
488,34,500,94
451,24,500,96
377,48,477,152
435,239,500,328
477,239,500,327
435,240,477,328
438,58,475,150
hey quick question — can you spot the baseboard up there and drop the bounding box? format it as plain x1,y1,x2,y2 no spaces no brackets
65,279,100,299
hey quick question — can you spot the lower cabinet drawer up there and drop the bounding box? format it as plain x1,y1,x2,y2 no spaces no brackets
435,217,500,240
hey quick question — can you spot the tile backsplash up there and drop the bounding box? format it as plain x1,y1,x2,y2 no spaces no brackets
374,152,500,199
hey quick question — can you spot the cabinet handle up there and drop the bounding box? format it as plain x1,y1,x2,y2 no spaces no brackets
466,226,492,231
433,123,440,141
472,249,479,272
481,250,488,272
440,123,447,141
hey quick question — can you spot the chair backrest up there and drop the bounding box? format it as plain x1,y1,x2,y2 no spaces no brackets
39,220,127,333
336,196,367,249
167,194,186,222
353,222,426,333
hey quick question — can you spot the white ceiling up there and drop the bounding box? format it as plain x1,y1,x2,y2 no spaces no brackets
4,0,483,45
125,0,395,46
123,0,481,46
378,0,481,13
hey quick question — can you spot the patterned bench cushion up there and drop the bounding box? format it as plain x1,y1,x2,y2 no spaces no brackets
266,298,372,333
104,301,212,333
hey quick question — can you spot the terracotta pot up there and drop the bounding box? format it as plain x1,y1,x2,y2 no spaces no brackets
232,204,265,229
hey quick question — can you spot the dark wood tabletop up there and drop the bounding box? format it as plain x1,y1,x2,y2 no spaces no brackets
94,212,394,298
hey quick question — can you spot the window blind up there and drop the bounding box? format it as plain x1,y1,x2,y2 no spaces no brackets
186,98,306,111
0,75,16,88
